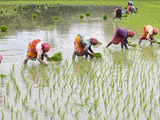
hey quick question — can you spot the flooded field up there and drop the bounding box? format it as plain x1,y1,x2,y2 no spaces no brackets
0,5,160,120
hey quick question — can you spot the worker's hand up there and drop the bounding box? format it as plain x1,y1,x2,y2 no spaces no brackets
91,53,95,58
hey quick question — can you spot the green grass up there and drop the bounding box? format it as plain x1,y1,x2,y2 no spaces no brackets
0,0,127,6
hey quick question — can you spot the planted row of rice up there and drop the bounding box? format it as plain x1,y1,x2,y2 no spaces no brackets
0,48,159,120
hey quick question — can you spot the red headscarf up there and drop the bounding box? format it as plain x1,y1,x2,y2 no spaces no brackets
153,28,158,35
128,30,135,37
42,42,50,52
90,38,99,45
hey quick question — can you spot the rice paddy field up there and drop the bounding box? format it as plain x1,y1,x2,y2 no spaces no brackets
0,0,160,120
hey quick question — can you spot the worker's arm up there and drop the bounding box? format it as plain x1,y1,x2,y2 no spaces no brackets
88,45,95,54
36,44,47,65
44,53,50,61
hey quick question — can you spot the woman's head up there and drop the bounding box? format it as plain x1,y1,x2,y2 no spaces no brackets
89,38,99,45
42,42,50,52
128,30,135,37
153,28,158,35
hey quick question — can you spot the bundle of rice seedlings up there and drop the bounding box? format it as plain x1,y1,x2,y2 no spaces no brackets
49,52,62,61
1,25,8,32
80,14,84,19
103,15,108,20
128,42,137,47
94,52,102,58
86,12,90,17
53,16,59,22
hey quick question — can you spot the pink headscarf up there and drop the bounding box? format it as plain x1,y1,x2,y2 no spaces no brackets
89,38,99,45
42,42,50,52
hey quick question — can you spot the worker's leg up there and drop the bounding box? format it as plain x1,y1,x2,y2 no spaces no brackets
150,37,156,46
121,42,128,49
124,43,128,49
121,42,124,49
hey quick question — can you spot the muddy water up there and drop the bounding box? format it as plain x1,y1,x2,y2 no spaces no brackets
0,5,116,73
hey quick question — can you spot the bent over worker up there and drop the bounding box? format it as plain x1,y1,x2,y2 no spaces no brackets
127,5,137,14
113,7,122,19
139,25,158,46
73,35,99,59
24,39,50,65
106,28,135,49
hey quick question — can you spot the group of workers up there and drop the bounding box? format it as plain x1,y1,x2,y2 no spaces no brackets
114,1,138,19
0,1,159,65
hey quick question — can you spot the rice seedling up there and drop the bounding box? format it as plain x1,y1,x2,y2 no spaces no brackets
0,25,8,32
93,98,99,110
35,113,38,120
1,111,4,120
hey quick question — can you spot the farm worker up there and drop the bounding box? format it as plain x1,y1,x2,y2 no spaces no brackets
0,54,2,64
127,5,137,14
72,34,99,59
113,7,122,19
24,39,51,65
139,25,159,46
106,28,135,49
128,1,133,6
